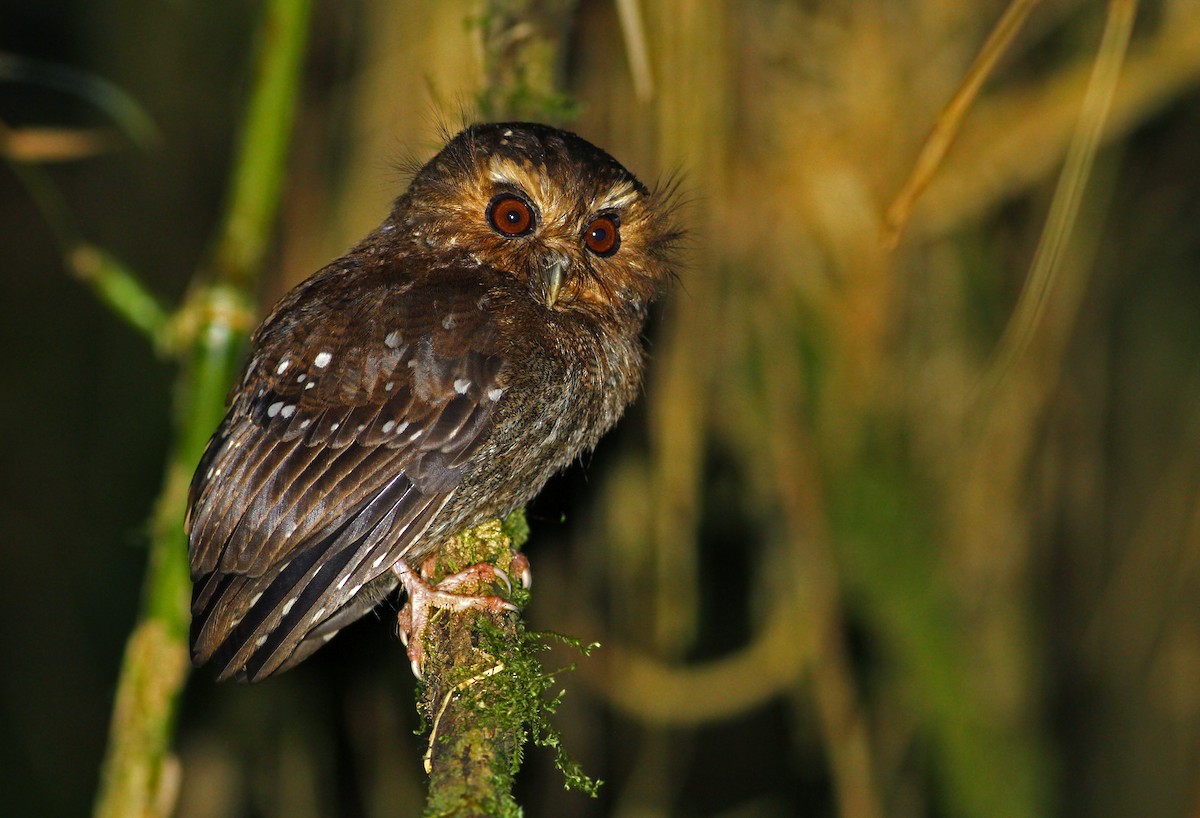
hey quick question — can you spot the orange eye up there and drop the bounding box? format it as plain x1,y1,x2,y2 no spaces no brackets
487,194,535,237
583,215,620,256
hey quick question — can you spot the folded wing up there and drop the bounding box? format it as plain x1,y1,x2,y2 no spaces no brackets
186,263,508,681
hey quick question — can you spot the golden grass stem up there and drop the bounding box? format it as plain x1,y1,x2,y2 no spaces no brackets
976,0,1137,405
883,0,1042,248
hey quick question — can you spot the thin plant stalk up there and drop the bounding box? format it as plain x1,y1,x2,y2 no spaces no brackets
92,1,312,815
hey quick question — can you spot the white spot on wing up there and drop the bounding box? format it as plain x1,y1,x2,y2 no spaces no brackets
322,631,339,643
310,607,327,623
442,314,455,330
255,635,267,647
282,597,297,616
330,422,340,431
276,359,289,375
382,420,395,433
385,331,402,348
267,401,283,417
487,387,504,401
250,593,263,606
454,378,470,394
281,405,295,418
305,382,315,390
297,373,306,383
314,351,332,368
385,382,394,391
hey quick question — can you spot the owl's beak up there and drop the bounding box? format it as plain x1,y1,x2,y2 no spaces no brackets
541,255,567,308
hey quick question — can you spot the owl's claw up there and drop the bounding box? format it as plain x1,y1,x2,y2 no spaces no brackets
393,557,522,679
436,562,514,596
509,551,532,590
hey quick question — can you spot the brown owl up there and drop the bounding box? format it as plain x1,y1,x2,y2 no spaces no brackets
186,122,679,682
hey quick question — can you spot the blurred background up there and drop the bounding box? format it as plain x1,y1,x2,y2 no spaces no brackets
3,1,1200,816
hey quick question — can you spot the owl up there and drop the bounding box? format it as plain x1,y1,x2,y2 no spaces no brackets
186,122,679,682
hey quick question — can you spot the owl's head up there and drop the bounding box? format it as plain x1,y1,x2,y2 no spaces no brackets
394,122,679,319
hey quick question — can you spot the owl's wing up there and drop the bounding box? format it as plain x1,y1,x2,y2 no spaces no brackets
186,264,508,682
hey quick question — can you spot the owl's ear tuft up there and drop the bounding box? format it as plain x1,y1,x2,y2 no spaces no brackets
389,103,475,183
646,170,690,272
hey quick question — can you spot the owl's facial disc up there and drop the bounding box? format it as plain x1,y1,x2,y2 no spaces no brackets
399,123,677,316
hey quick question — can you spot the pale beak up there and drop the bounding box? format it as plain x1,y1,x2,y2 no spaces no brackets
542,256,567,308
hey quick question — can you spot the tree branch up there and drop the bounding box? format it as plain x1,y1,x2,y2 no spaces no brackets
414,513,600,817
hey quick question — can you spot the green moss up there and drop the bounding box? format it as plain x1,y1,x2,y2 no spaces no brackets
476,622,603,797
500,508,530,549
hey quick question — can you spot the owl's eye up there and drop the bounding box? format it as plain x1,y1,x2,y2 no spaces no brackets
583,215,620,256
487,194,535,237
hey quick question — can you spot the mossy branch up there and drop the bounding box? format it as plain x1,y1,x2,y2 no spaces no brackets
417,517,528,818
416,512,600,817
91,1,311,816
472,0,581,123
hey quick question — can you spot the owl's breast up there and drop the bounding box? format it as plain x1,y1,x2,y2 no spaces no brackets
445,304,644,528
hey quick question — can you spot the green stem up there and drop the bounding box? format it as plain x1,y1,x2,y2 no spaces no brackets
211,0,313,289
92,1,312,815
92,291,247,818
69,244,169,344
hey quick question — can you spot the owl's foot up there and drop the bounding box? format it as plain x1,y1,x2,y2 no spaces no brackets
393,556,523,679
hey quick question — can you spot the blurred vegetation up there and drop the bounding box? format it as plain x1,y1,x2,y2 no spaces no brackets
2,1,1200,817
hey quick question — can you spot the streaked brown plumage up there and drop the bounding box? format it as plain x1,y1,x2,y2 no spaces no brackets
186,122,679,682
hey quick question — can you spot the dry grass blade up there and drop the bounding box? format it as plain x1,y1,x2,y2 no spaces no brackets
883,0,1041,248
0,51,158,147
976,0,1138,406
0,122,121,162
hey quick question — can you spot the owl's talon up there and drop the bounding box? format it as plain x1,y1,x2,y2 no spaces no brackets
509,552,532,589
393,557,521,678
435,563,513,596
493,566,513,595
